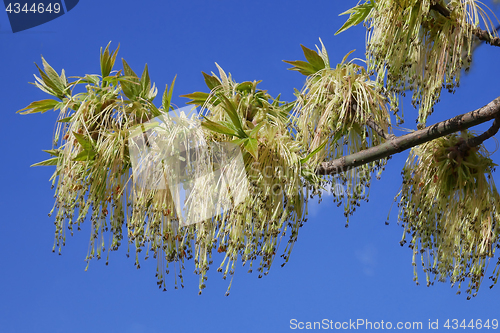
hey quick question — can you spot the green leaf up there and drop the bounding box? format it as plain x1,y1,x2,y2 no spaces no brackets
218,121,241,135
31,79,56,96
218,95,246,138
271,94,282,107
247,121,265,138
33,60,66,99
202,71,221,90
100,42,120,78
122,58,138,78
102,75,136,90
300,45,325,72
57,116,74,123
244,137,259,160
140,64,151,97
121,59,140,100
42,149,61,156
74,74,100,86
73,132,94,151
180,91,210,106
143,99,161,118
31,157,60,167
72,150,96,162
283,60,317,76
232,137,259,160
300,139,328,164
41,56,66,96
162,75,176,111
201,117,238,136
335,1,374,35
235,81,253,93
17,99,59,114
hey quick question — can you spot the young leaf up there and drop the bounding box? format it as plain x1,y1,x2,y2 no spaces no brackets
232,137,259,160
128,122,160,140
41,56,66,96
202,71,221,91
42,149,61,156
247,121,265,138
180,91,210,106
201,117,238,137
235,81,253,93
80,74,101,86
335,1,374,35
283,60,317,76
218,95,246,138
72,150,96,162
219,120,239,132
34,62,65,99
140,64,151,98
57,116,74,123
17,99,59,114
121,59,140,100
271,94,282,107
100,42,120,78
243,137,259,160
31,157,60,167
300,139,328,164
300,45,326,73
162,75,177,111
73,132,94,151
144,99,161,117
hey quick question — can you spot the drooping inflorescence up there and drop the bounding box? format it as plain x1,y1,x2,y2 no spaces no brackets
365,0,497,125
396,131,500,296
285,42,393,224
19,43,315,295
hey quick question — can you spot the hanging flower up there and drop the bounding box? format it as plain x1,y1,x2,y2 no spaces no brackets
396,131,500,296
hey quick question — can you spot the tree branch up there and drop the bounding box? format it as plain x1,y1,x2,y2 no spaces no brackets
365,117,395,140
316,97,500,175
430,2,451,17
447,115,500,162
430,2,500,47
459,116,500,150
471,28,500,47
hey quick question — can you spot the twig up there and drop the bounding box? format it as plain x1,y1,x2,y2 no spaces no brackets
472,28,500,47
365,117,395,140
459,116,500,150
317,97,500,175
430,2,450,17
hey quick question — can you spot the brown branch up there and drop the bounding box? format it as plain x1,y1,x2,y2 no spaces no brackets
430,2,500,47
447,116,500,161
472,28,500,47
317,97,500,175
430,2,450,17
460,116,500,150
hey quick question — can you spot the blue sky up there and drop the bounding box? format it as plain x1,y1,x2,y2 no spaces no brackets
1,1,500,332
